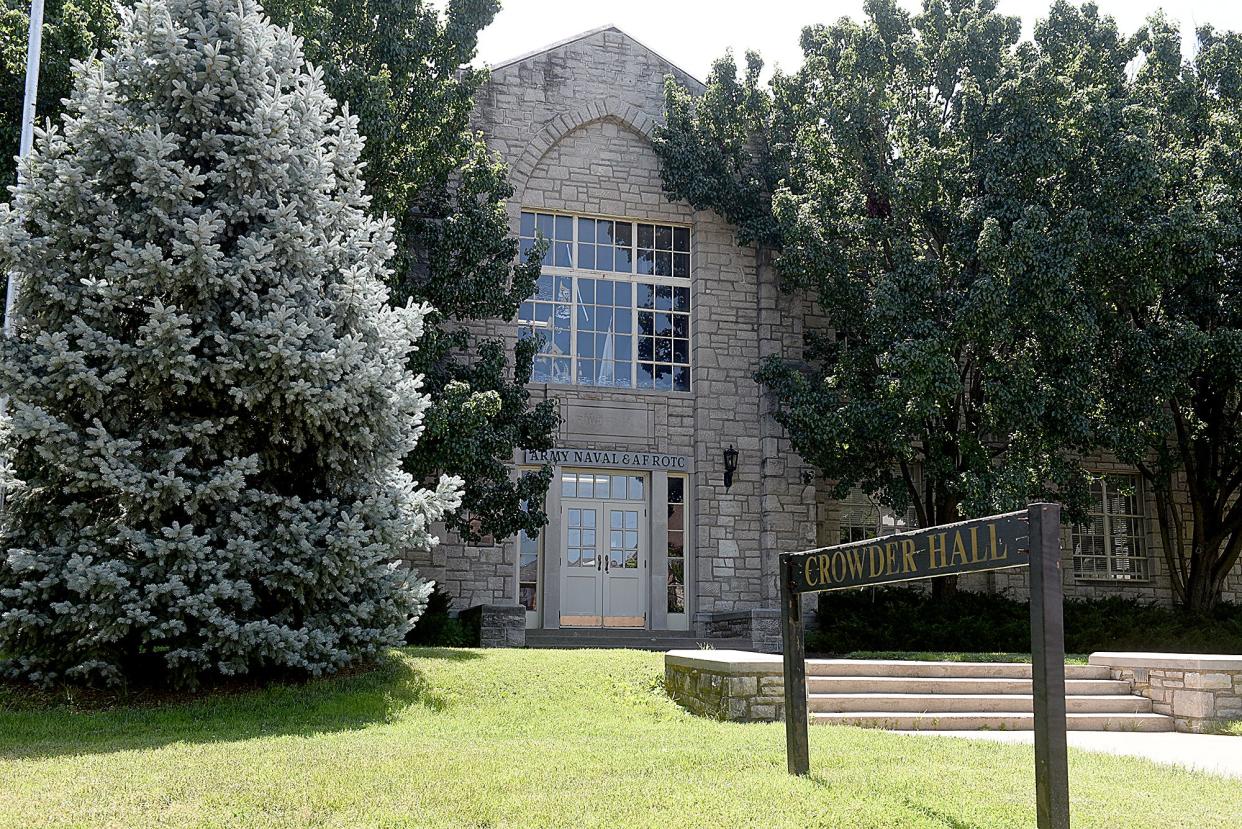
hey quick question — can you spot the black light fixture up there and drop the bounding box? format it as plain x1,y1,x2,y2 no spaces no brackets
723,444,739,490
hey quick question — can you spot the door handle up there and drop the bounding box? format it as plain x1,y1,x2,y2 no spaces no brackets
605,555,610,573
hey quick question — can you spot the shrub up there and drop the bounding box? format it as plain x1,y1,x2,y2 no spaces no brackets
807,588,1242,655
406,585,474,647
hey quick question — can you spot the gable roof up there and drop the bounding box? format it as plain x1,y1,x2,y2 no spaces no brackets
489,24,704,89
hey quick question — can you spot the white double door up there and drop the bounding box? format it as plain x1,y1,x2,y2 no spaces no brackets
560,499,647,628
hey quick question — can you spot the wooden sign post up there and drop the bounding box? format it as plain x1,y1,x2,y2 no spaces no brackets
779,502,1070,829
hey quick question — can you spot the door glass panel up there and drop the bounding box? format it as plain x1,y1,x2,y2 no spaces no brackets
609,510,640,569
567,507,597,567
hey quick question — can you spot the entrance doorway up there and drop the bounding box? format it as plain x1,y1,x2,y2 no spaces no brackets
558,472,648,628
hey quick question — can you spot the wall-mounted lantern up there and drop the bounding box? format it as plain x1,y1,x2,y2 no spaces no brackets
723,444,739,490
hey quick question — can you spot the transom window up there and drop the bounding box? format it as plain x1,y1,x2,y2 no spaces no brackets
1073,474,1150,581
518,211,691,391
561,472,646,501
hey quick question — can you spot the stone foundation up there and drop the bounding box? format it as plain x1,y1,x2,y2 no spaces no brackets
460,604,526,648
664,650,786,721
1090,653,1242,733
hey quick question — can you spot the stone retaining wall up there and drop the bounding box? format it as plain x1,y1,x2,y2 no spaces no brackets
460,604,526,648
664,650,785,721
1090,652,1242,733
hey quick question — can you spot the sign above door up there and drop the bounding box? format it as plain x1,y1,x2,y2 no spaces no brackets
525,447,689,472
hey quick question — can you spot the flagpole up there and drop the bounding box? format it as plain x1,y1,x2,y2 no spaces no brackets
6,0,45,338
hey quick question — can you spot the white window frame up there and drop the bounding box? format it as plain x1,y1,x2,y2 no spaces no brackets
517,210,692,392
1072,473,1151,582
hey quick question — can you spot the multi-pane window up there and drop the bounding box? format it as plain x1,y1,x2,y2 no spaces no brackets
837,488,915,544
561,471,645,501
667,476,687,614
517,211,691,392
1073,474,1150,581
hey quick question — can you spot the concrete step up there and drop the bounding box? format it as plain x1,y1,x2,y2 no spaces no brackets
808,693,1153,714
805,659,1111,681
806,675,1131,696
526,632,751,651
811,711,1175,732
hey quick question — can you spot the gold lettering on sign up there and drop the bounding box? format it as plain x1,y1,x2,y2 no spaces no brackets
868,545,884,578
950,530,969,566
847,547,866,581
804,558,818,588
928,532,948,569
901,539,917,573
831,551,847,583
885,541,898,576
989,523,1008,561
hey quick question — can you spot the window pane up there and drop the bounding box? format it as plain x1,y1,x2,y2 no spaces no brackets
614,281,632,307
596,246,614,271
669,477,685,504
628,478,643,501
674,287,690,311
638,312,654,336
555,214,573,240
537,213,554,236
614,248,633,273
637,284,655,309
637,224,654,248
655,251,672,276
636,248,653,275
674,226,690,252
655,284,672,310
578,217,595,243
578,244,596,270
672,315,688,338
637,363,654,388
596,220,614,246
673,365,690,391
673,253,690,277
521,212,536,237
615,222,633,247
554,241,572,267
655,225,672,249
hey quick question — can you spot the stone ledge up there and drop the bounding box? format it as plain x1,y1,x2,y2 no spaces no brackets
665,649,784,674
664,650,786,722
1090,652,1242,671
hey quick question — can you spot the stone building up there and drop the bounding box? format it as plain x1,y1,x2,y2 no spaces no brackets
417,25,1241,647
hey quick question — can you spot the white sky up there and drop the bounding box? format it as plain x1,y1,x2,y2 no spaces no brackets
463,1,1242,80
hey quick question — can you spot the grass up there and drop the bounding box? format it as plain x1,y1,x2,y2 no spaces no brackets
1210,720,1242,737
1,648,1239,829
844,651,1091,665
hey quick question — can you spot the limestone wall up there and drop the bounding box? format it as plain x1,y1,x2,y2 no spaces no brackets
1091,653,1242,732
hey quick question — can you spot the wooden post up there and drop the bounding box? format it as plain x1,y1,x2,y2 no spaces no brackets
780,555,809,776
1028,502,1070,829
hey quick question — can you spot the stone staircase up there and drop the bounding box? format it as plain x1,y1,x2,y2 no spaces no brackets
806,659,1175,731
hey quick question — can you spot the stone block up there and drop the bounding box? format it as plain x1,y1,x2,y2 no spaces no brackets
1173,689,1216,720
1184,672,1233,690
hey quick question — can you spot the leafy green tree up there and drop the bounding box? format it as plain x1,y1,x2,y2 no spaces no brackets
266,0,557,544
1092,16,1242,612
0,0,461,687
2,0,117,187
656,0,1150,592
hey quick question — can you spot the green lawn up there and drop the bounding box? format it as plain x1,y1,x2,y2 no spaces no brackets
2,648,1239,829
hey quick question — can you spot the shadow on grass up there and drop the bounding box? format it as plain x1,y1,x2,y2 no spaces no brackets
0,647,480,761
